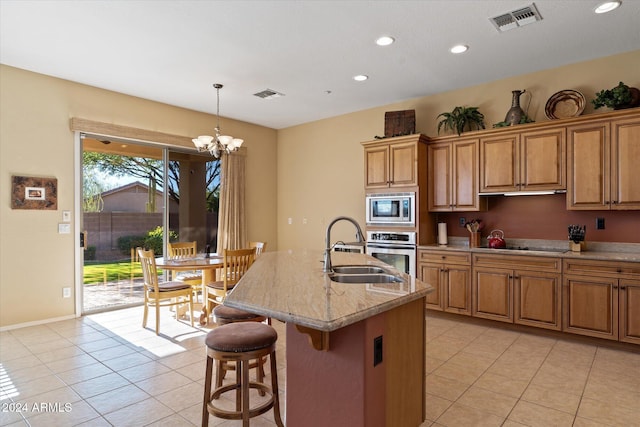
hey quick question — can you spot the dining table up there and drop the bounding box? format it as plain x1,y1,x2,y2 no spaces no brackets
154,254,224,324
155,253,224,284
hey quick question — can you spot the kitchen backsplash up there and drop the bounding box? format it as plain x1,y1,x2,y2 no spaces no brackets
435,194,640,243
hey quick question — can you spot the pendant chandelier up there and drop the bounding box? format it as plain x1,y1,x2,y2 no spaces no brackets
192,83,243,158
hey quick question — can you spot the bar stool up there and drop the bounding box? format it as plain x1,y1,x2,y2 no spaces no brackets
213,305,267,325
212,305,269,391
202,322,284,427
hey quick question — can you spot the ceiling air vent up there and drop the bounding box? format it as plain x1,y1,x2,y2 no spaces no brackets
491,3,542,32
253,89,284,99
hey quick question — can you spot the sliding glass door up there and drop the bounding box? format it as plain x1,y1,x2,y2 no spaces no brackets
80,135,218,313
167,150,221,255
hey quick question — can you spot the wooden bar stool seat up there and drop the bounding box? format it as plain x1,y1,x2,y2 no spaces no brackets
213,305,267,325
212,305,269,392
202,322,283,427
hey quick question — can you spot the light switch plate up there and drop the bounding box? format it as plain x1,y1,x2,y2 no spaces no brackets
62,210,71,222
58,223,71,234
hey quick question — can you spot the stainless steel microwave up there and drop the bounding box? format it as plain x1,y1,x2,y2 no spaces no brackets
365,192,415,226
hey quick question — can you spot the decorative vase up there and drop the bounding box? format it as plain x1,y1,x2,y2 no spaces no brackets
504,90,526,126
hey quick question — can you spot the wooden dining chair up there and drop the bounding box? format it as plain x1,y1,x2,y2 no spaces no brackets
137,247,194,335
203,247,256,316
167,241,203,299
249,241,267,257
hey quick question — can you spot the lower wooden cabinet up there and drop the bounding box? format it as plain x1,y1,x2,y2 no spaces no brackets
472,254,561,329
514,271,561,330
563,258,640,343
419,250,471,315
473,267,512,322
420,249,639,345
620,279,640,344
563,274,618,340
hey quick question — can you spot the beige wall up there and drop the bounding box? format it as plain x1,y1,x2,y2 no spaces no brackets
2,50,638,328
276,50,640,250
0,65,277,327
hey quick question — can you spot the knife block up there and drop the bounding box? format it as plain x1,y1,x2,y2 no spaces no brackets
570,241,585,252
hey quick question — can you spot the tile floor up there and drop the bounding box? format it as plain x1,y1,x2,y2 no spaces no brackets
423,315,640,427
1,307,638,426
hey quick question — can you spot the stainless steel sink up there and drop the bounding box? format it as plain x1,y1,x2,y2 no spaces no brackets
332,265,388,274
329,273,404,284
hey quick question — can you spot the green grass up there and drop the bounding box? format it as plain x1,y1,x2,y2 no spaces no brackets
83,261,164,285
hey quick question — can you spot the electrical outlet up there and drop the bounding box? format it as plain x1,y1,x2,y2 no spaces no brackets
596,217,605,230
62,287,71,298
373,336,383,366
459,217,466,227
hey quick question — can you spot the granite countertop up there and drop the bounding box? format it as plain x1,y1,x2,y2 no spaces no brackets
223,250,433,332
419,238,640,263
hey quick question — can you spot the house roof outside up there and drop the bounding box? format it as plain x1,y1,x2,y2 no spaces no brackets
99,181,165,213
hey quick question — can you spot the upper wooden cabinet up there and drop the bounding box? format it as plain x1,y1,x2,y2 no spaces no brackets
428,138,486,211
479,127,566,193
362,134,428,190
567,112,640,210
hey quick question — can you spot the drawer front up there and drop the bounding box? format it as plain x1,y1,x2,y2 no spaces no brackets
418,250,471,265
563,258,640,279
473,253,561,273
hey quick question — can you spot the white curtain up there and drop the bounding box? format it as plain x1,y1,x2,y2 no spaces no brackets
216,150,247,252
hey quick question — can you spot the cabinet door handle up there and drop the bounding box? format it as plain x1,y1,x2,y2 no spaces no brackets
612,200,618,204
620,286,626,290
441,255,446,260
613,285,618,289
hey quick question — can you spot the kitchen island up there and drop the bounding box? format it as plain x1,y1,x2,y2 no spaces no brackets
224,249,433,427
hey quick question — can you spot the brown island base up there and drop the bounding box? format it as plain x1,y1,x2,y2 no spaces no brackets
224,250,434,427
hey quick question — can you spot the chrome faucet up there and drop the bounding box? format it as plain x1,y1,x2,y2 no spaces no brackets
323,216,365,272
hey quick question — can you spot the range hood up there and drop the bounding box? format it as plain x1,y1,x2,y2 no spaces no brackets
480,190,567,197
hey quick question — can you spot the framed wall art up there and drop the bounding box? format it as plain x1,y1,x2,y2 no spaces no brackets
11,175,58,210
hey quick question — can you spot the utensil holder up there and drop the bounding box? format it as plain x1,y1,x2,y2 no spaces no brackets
569,241,585,252
469,232,481,248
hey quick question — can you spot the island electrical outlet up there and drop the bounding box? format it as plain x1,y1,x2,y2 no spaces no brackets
373,336,383,366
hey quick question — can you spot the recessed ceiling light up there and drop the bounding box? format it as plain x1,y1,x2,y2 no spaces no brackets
376,36,395,46
353,75,369,82
450,44,469,54
595,1,621,13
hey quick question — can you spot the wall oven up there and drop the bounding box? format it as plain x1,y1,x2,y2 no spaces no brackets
366,231,416,277
365,192,415,226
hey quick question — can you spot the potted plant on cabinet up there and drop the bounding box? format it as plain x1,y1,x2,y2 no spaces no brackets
592,81,640,110
437,106,486,136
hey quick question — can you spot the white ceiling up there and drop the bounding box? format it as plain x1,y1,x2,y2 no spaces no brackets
1,1,638,129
